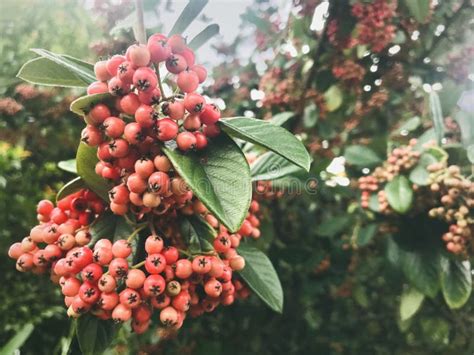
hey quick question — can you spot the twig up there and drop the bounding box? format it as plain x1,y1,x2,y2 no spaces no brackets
134,0,147,44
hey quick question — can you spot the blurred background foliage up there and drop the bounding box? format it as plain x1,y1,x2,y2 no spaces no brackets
1,0,474,354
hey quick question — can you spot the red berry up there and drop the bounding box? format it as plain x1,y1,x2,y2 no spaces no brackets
229,255,245,271
108,139,129,158
112,240,132,259
172,291,190,312
98,274,117,292
109,258,129,278
177,70,199,93
62,277,81,297
214,234,231,253
87,81,109,95
94,60,111,81
127,173,147,194
163,246,179,264
190,64,207,83
103,116,125,138
119,288,141,309
166,54,187,74
143,274,166,296
108,77,129,96
134,158,155,179
128,44,151,67
126,269,146,289
161,100,185,120
204,278,222,297
120,93,141,115
176,131,197,151
147,35,171,63
174,259,193,279
200,104,221,125
109,185,130,205
154,155,171,172
168,35,186,53
133,304,152,323
110,202,128,216
81,263,103,283
138,87,161,105
112,303,132,322
124,122,145,144
160,306,178,326
106,55,127,76
180,47,195,67
156,118,179,141
79,282,100,304
133,67,157,92
192,256,211,274
184,93,205,113
194,131,208,149
145,253,166,274
183,114,201,131
81,125,102,146
117,61,135,84
87,104,111,126
145,235,164,254
37,200,54,216
99,292,119,310
135,104,158,128
148,172,170,194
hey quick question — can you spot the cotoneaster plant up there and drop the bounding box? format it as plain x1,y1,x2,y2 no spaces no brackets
10,1,311,353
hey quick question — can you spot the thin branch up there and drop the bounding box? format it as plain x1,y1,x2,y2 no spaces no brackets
135,0,147,44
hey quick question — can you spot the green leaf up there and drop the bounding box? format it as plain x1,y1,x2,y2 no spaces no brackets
356,223,378,247
57,177,86,201
251,151,303,182
323,85,343,112
70,93,112,117
409,153,438,186
302,104,318,128
420,317,450,346
162,133,251,232
403,0,430,23
401,249,441,298
168,0,208,36
188,24,220,51
180,215,215,254
219,117,311,171
89,212,134,245
17,56,94,87
58,159,77,174
76,315,118,355
76,142,112,201
467,145,474,164
237,245,283,313
454,110,474,149
17,49,95,87
398,116,421,134
384,176,413,214
400,287,425,321
429,91,444,145
0,323,34,355
315,216,351,237
271,111,294,126
440,258,472,309
344,145,382,167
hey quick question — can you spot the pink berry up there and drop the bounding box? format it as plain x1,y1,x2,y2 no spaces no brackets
177,70,199,93
128,44,151,67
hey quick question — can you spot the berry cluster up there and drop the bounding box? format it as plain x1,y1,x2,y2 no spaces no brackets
8,189,104,275
7,32,269,334
358,141,474,255
351,0,397,53
427,165,474,255
80,33,226,217
83,32,221,156
359,139,420,210
8,190,264,333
